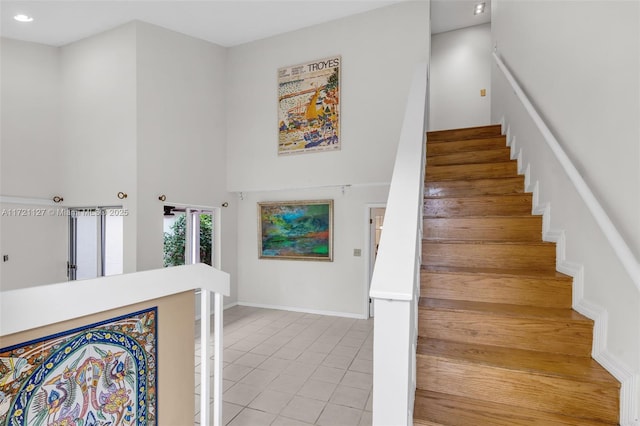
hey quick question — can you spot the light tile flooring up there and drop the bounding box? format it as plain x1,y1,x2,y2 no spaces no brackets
195,306,373,426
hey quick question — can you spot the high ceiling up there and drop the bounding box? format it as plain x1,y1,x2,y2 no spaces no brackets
431,0,491,34
0,0,490,48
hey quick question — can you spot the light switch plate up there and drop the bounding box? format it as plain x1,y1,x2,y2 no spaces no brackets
353,249,361,257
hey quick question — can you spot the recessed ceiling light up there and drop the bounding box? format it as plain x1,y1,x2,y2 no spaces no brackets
13,14,34,23
474,2,486,15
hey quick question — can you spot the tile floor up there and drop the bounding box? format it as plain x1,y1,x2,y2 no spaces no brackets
195,305,373,426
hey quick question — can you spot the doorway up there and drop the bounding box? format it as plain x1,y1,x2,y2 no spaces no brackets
163,206,216,268
68,207,124,280
367,205,386,318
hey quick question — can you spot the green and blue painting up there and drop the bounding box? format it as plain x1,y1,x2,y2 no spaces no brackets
259,201,333,261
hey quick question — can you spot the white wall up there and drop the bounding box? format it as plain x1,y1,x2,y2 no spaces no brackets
491,1,640,421
135,22,237,302
59,23,139,274
237,185,389,317
0,39,61,198
227,1,429,317
0,203,68,290
492,0,640,260
429,23,491,131
0,39,68,289
227,1,429,192
1,23,238,303
134,22,237,303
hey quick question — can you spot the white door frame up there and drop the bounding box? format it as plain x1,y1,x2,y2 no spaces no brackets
364,203,386,318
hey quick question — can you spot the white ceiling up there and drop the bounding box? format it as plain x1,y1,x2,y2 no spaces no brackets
0,0,490,48
431,0,490,34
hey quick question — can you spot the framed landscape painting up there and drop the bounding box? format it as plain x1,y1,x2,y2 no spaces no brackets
278,56,340,155
258,200,333,261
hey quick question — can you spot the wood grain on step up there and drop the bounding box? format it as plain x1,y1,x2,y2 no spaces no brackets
420,266,572,308
427,124,502,141
426,148,512,166
424,194,533,217
416,354,618,423
422,240,557,271
424,217,542,242
418,298,593,356
425,177,525,197
414,390,616,426
427,137,507,155
427,162,518,181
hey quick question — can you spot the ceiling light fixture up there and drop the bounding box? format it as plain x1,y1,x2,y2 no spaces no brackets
13,14,34,23
474,2,486,15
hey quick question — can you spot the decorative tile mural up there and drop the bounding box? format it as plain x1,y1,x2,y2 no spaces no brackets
0,308,157,426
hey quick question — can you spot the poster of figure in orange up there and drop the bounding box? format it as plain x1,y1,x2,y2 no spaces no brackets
278,56,340,155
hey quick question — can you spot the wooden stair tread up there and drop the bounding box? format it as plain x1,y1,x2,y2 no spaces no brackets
420,264,571,280
424,194,533,217
424,217,543,242
418,297,591,322
427,124,502,141
425,177,525,197
424,193,531,200
421,266,572,309
426,148,512,166
414,390,616,426
417,338,618,385
423,239,554,247
427,137,508,156
426,161,518,181
427,146,510,157
424,215,540,218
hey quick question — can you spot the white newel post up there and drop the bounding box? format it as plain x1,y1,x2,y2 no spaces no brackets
200,289,211,425
214,292,224,426
372,299,413,426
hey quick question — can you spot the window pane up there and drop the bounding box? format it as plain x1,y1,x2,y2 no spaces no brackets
75,213,98,280
199,213,213,266
104,209,124,276
164,212,186,267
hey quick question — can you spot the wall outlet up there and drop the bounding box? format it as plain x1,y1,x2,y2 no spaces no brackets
353,249,361,257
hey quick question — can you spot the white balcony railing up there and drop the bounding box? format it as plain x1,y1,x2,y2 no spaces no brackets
369,62,428,425
0,263,230,426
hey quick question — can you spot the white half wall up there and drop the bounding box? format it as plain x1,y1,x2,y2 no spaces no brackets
429,23,492,131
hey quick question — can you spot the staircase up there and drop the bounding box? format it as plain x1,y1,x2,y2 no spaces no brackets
414,125,620,425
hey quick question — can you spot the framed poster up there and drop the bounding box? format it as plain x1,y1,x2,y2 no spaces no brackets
278,56,341,155
0,308,157,426
258,200,333,261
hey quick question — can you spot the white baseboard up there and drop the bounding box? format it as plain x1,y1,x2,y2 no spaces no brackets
503,117,638,424
195,300,239,321
235,301,368,320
